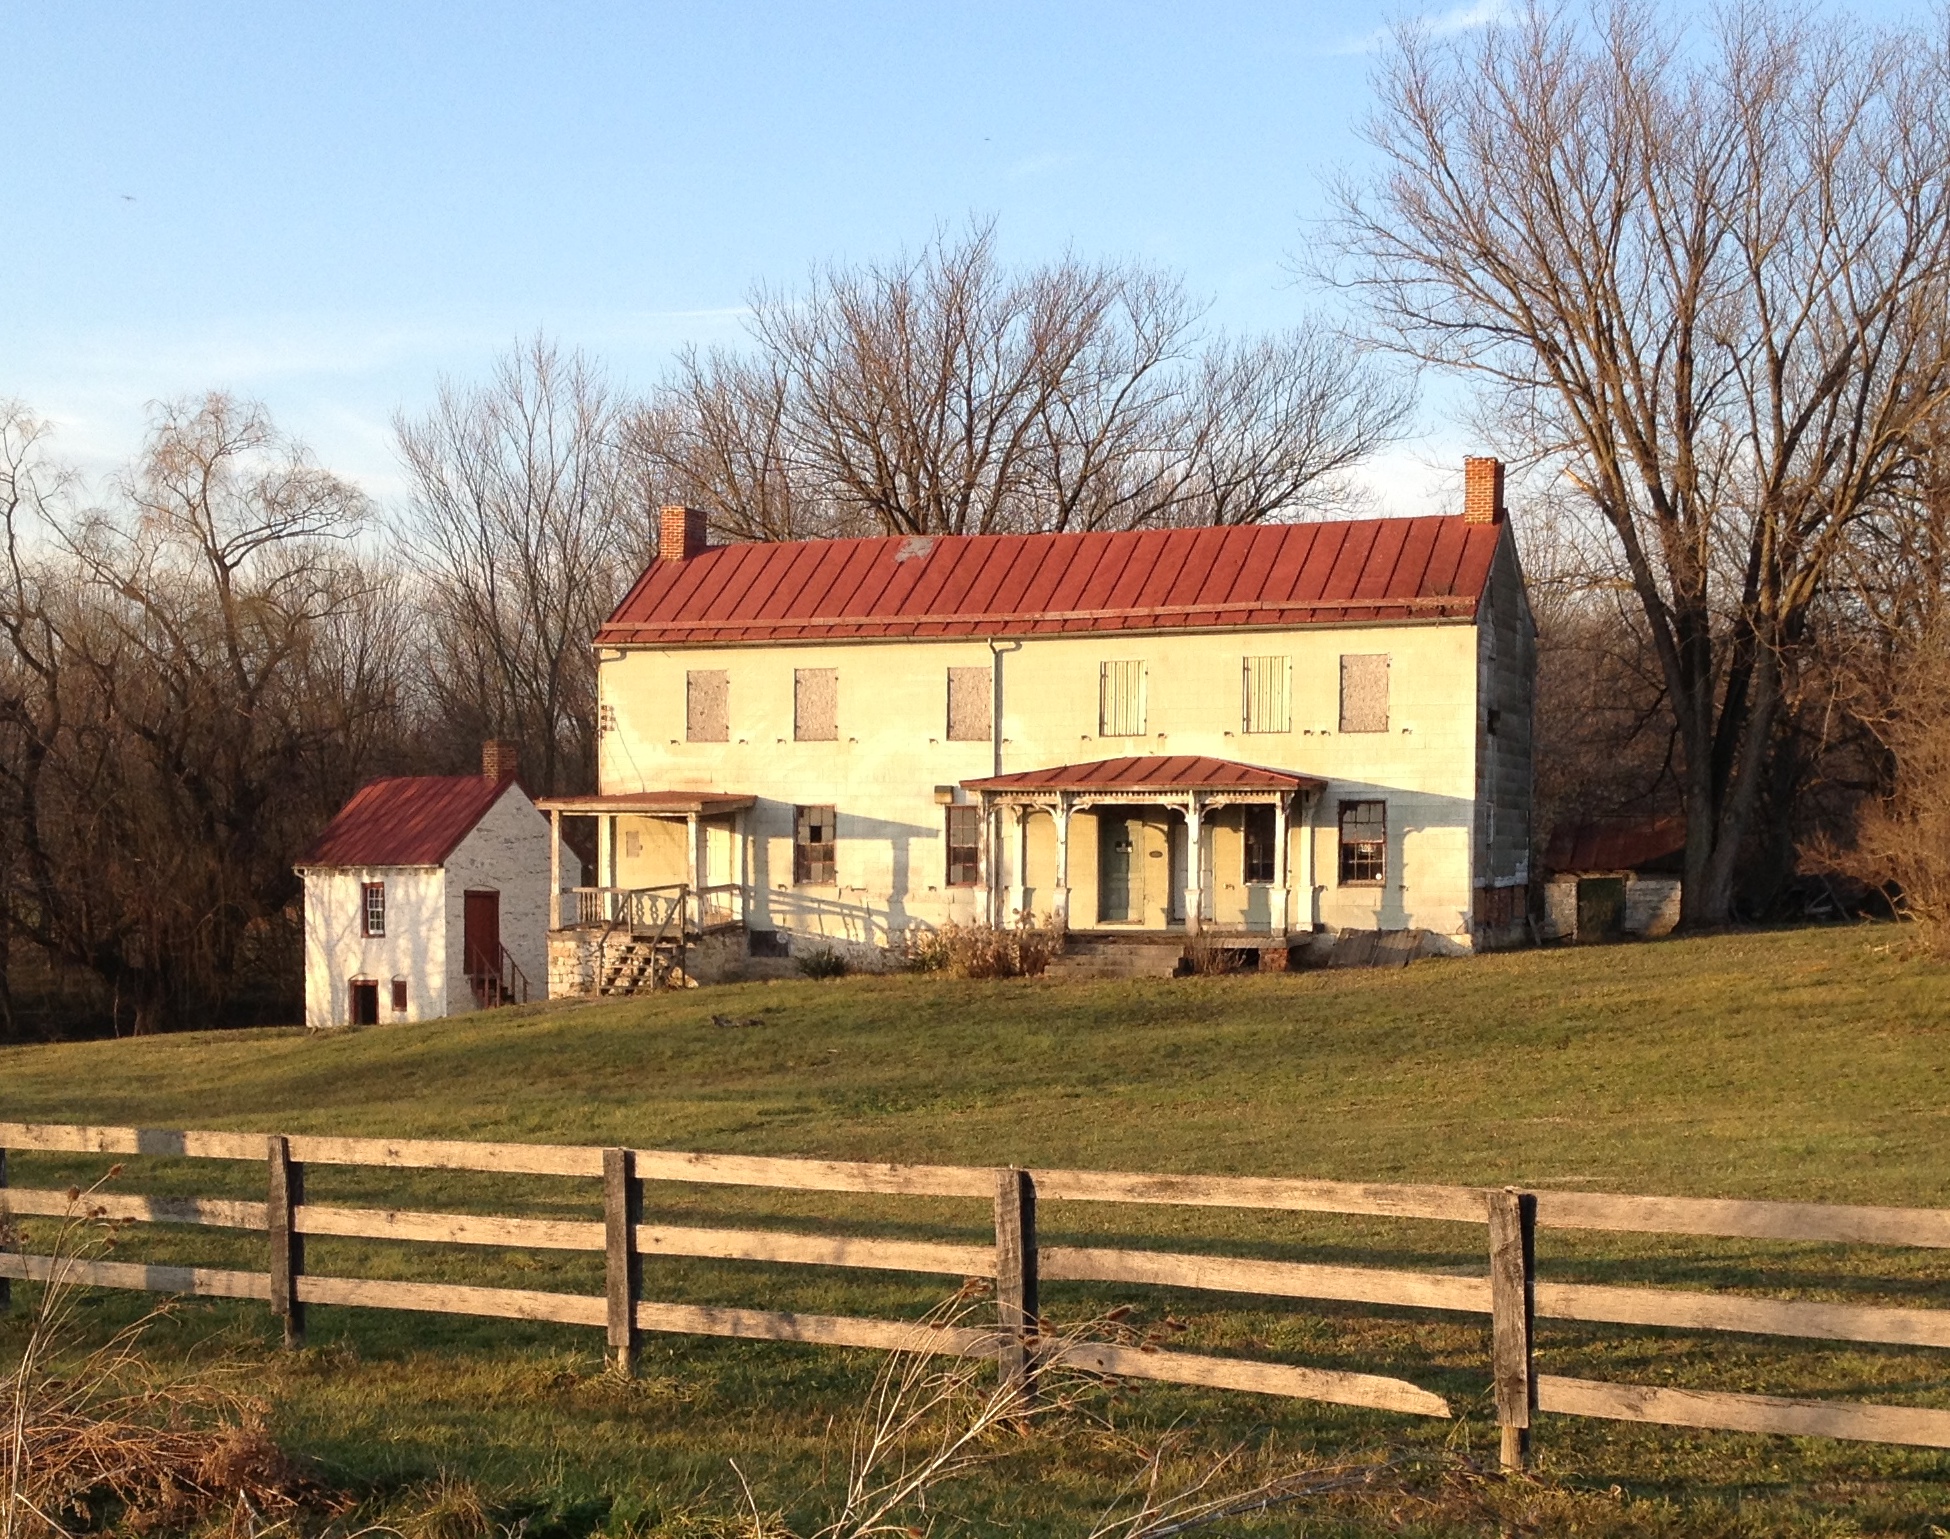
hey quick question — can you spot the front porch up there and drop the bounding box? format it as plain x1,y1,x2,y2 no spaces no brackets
537,791,756,992
962,755,1327,941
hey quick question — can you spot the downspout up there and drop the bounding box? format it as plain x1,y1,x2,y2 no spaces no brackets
986,638,1009,926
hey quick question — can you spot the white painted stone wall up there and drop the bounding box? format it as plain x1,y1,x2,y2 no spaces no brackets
302,782,569,1026
597,541,1534,951
301,865,447,1029
1538,874,1682,940
442,784,565,1009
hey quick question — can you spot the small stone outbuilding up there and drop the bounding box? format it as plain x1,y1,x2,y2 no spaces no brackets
1539,816,1685,941
295,743,570,1028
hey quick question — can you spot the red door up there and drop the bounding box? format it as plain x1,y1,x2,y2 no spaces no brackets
464,889,501,1005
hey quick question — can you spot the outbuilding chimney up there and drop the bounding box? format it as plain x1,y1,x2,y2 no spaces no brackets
659,504,709,562
1463,457,1505,524
481,740,521,784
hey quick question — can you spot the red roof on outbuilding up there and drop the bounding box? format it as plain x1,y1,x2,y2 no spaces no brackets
297,774,526,868
964,755,1323,794
596,516,1503,648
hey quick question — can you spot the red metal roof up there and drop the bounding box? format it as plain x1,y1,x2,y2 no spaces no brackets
297,774,527,868
596,516,1503,647
963,755,1323,794
1543,815,1687,875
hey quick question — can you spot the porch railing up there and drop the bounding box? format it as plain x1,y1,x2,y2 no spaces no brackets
563,884,746,935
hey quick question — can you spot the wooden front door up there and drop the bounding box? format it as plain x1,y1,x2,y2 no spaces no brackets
464,889,501,1002
348,979,379,1026
1098,817,1136,923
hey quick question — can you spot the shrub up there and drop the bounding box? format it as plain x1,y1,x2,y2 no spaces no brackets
1182,933,1245,975
795,946,849,980
894,919,1060,979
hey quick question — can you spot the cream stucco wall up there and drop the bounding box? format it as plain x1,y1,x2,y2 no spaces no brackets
597,588,1518,945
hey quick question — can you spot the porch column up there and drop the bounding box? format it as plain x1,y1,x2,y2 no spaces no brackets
687,811,702,928
606,815,619,919
1005,805,1030,923
549,809,562,931
1051,796,1072,929
1268,794,1291,937
1300,790,1318,931
1184,795,1206,936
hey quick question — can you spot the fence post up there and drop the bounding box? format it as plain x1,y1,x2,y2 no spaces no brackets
1487,1186,1537,1473
604,1147,642,1375
993,1166,1039,1400
267,1135,305,1349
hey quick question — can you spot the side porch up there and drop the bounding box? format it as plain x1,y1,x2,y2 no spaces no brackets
537,791,756,993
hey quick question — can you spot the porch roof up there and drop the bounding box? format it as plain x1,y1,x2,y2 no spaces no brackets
962,754,1323,796
535,791,756,816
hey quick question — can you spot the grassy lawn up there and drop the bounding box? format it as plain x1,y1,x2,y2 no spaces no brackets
5,924,1950,1535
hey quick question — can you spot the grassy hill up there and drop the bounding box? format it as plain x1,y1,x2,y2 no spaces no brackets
5,925,1950,1535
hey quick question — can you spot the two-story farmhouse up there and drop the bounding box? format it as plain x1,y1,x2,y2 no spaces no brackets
542,457,1533,984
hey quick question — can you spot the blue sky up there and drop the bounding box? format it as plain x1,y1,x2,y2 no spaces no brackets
0,1,1918,510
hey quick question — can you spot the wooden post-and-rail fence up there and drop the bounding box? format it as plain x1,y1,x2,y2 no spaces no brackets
8,1124,1950,1470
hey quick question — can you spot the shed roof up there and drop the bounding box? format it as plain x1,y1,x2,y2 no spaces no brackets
596,515,1503,648
964,755,1323,795
1544,815,1687,876
297,774,524,869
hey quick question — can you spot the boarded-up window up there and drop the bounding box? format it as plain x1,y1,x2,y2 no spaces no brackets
360,881,385,938
945,805,981,886
623,829,641,859
686,670,728,742
947,667,992,741
1099,660,1146,736
1339,801,1386,884
1339,654,1390,733
390,978,408,1013
1242,656,1291,734
794,804,837,884
795,668,838,741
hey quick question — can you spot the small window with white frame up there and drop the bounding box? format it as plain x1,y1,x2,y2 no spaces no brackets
1338,801,1386,885
360,881,386,937
945,805,981,886
1242,806,1278,884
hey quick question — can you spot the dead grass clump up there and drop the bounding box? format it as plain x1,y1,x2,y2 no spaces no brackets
896,919,1060,979
1179,934,1243,976
1,1176,347,1539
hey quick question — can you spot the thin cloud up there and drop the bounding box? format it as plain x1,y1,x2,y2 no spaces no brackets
1324,0,1509,57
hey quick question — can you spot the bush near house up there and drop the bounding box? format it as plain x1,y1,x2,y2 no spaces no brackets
4,925,1950,1536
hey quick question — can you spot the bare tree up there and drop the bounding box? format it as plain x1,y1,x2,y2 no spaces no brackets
396,337,650,795
635,222,1411,539
1332,2,1950,925
0,396,396,1033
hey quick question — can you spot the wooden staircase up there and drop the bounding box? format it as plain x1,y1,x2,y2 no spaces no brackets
599,936,690,994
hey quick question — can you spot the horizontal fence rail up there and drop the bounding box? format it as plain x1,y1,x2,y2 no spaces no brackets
3,1123,1950,1468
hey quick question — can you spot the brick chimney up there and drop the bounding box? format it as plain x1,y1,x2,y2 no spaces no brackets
1463,457,1505,524
481,740,520,784
659,504,709,562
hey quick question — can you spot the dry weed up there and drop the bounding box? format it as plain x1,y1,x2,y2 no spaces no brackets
0,1174,346,1539
894,919,1060,979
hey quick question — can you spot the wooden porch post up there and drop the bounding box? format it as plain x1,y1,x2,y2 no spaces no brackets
1184,795,1205,936
1300,790,1318,932
549,809,562,932
1052,796,1072,930
687,811,702,928
1270,793,1291,937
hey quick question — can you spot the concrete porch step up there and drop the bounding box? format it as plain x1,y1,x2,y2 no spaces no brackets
1046,938,1187,980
